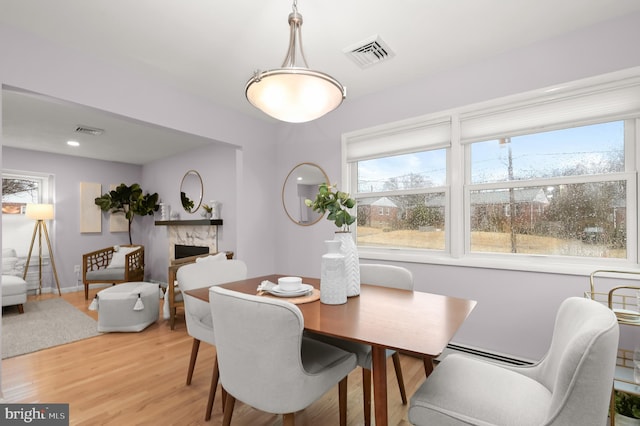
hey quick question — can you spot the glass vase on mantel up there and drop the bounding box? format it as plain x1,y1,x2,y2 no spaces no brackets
320,240,347,304
334,231,360,297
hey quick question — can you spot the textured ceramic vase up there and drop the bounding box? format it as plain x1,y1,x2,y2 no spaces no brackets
209,200,221,219
320,240,347,305
159,203,170,221
334,232,360,297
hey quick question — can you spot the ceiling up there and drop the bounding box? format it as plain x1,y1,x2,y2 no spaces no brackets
2,0,640,165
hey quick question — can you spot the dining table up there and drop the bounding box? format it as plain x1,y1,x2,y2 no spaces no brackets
185,274,476,426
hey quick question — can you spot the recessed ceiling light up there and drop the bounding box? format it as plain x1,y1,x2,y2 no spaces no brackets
67,141,80,147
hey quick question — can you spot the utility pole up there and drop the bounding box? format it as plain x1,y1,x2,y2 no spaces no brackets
500,138,517,253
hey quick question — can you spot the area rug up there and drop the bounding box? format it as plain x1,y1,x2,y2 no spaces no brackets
2,298,100,359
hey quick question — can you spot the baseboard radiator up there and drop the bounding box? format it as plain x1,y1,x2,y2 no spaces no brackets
439,343,533,366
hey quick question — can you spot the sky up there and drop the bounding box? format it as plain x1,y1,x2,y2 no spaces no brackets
356,120,624,193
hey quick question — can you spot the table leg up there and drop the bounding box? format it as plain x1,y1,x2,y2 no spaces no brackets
371,345,388,426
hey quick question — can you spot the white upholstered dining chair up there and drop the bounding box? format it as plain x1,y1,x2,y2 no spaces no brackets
409,296,619,426
177,257,247,421
209,286,358,426
307,263,414,426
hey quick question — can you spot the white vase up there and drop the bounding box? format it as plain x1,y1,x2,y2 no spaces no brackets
334,231,360,297
320,240,347,305
209,200,221,219
159,203,170,221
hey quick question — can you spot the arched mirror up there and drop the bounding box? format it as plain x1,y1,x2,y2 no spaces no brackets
282,162,329,226
180,170,203,213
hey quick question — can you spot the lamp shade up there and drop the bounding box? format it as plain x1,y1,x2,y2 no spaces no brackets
25,203,54,220
246,69,345,123
245,3,346,123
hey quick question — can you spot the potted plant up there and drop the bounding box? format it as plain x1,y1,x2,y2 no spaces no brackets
201,203,213,219
305,183,360,297
615,390,640,425
304,183,356,231
95,183,160,244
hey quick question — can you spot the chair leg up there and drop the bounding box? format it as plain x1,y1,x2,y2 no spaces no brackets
170,307,176,330
222,393,236,426
222,387,228,413
339,375,348,426
84,282,89,300
362,369,372,426
392,352,408,404
205,356,219,421
186,339,201,385
17,304,24,314
283,413,295,426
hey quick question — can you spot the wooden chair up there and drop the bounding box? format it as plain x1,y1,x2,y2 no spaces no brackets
82,245,144,300
166,251,234,330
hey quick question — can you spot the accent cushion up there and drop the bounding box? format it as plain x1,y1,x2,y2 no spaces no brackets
107,246,140,269
86,267,125,281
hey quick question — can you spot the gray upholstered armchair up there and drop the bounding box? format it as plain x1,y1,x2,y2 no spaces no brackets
82,245,144,300
210,286,358,426
409,297,619,426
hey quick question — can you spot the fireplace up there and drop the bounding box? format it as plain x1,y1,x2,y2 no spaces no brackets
155,219,222,263
175,244,209,259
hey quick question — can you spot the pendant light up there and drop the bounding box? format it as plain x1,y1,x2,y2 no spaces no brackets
245,0,346,123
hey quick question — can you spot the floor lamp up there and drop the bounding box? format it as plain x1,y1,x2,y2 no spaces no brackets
23,203,62,296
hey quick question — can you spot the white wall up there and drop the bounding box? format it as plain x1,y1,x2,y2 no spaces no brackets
0,21,278,393
0,22,279,275
274,11,640,360
142,142,240,282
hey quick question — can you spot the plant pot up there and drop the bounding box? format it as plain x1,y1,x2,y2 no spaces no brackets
615,413,640,426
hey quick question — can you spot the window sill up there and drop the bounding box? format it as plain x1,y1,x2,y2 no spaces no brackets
358,248,638,278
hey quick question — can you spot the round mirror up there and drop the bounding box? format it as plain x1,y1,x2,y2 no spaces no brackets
180,170,203,213
282,163,329,226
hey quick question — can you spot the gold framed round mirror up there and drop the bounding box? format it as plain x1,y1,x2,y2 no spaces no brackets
180,169,203,213
282,162,329,226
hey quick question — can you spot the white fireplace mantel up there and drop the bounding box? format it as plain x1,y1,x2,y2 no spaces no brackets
155,219,223,262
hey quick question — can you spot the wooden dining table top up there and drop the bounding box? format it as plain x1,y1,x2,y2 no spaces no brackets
184,273,476,358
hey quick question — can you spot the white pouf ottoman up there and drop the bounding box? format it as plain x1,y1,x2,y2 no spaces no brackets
2,275,27,313
96,282,159,332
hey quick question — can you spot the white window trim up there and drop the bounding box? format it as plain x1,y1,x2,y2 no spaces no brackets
342,67,640,276
2,169,53,204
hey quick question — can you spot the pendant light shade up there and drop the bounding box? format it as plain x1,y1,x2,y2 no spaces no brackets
245,1,346,123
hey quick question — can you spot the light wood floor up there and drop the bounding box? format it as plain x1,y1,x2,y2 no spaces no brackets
1,290,425,425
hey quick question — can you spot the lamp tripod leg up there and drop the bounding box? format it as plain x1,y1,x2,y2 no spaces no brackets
42,222,62,296
23,221,39,281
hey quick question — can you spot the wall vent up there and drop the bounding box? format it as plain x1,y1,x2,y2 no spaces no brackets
344,35,395,68
75,125,104,136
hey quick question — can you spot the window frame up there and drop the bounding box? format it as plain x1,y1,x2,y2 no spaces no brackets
342,69,640,275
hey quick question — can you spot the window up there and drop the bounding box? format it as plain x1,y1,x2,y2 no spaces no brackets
353,150,448,250
1,174,42,213
468,121,627,258
2,171,52,256
343,70,640,269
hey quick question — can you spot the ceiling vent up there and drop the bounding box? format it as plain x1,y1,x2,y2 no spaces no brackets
344,35,395,69
75,125,104,136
